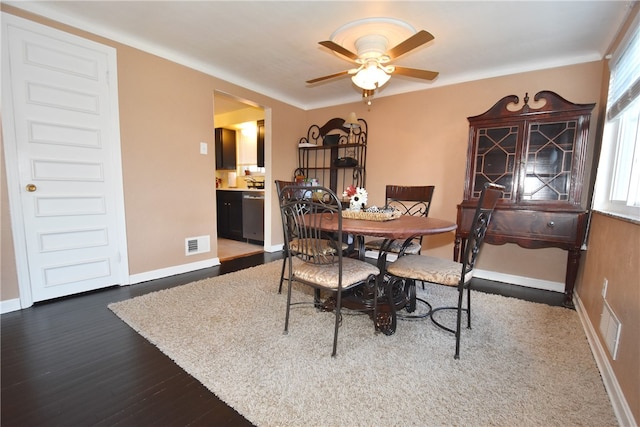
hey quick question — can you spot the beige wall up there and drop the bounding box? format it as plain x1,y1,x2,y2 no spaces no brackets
117,49,218,273
0,5,306,298
2,2,638,422
1,121,20,300
573,3,640,422
305,57,639,421
114,37,305,275
305,61,603,280
0,3,605,296
577,213,640,422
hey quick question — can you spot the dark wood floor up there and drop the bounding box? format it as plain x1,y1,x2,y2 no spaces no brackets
1,252,567,426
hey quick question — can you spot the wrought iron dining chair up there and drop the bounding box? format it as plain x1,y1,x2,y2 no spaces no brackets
278,184,380,357
385,183,504,359
276,179,301,293
365,185,435,256
275,180,348,294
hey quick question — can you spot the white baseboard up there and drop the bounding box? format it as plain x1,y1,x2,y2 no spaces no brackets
128,258,220,285
364,250,564,293
473,269,565,293
1,298,22,314
574,293,636,427
265,244,283,253
365,250,398,262
3,257,223,312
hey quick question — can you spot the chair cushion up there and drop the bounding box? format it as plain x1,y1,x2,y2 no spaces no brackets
292,257,380,289
289,238,348,256
386,255,473,287
365,239,421,255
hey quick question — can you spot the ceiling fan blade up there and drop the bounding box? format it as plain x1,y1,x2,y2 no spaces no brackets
387,30,435,60
319,40,359,61
393,66,439,81
306,70,350,84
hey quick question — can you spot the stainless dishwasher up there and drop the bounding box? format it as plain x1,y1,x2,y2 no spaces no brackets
242,193,264,242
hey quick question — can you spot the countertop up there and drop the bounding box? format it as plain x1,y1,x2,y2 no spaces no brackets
217,188,265,193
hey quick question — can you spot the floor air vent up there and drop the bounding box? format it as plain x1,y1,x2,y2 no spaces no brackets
185,235,210,256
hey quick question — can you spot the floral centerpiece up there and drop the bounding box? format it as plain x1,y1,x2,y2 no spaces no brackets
343,185,368,211
342,184,402,221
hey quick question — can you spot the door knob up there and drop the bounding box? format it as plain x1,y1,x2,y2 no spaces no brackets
26,184,37,192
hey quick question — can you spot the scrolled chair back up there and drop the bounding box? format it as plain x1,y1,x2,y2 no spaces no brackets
462,182,504,273
278,184,342,266
385,185,435,217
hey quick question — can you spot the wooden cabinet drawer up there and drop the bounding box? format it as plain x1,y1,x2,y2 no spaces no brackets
490,210,579,242
457,207,586,248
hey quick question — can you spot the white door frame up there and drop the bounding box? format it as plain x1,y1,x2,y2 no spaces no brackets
2,13,129,308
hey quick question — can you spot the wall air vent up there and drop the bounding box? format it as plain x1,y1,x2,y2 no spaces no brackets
185,235,210,256
599,300,622,360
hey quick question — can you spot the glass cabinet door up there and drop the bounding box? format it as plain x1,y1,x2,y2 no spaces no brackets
522,120,577,201
472,124,520,200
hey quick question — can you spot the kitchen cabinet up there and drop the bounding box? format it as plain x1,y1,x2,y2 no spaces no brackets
454,90,595,307
295,117,367,194
217,190,243,240
215,127,237,170
257,119,265,168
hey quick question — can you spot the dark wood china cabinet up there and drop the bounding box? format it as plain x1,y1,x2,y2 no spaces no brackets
454,90,595,307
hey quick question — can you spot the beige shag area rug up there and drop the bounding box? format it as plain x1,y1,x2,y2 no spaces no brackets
109,261,617,427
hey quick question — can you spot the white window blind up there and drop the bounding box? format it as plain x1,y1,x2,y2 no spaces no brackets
594,12,640,221
607,14,640,120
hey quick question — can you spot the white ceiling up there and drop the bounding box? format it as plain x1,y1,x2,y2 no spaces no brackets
7,1,634,111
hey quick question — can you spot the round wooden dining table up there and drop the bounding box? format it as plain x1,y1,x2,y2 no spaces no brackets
312,213,457,335
315,214,457,240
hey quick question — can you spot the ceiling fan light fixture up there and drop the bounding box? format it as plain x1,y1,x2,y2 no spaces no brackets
351,61,391,90
331,17,416,53
362,89,375,106
308,17,437,100
354,34,389,61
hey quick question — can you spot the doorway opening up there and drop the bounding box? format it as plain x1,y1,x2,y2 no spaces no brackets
214,91,266,260
217,238,263,261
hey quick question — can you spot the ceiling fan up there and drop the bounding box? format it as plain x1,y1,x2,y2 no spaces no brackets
307,21,439,95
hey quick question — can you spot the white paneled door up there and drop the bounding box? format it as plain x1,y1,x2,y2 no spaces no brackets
2,14,128,306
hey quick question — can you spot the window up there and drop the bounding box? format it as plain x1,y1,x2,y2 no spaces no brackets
593,13,640,221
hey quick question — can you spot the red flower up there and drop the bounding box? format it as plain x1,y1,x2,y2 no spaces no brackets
343,185,357,197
